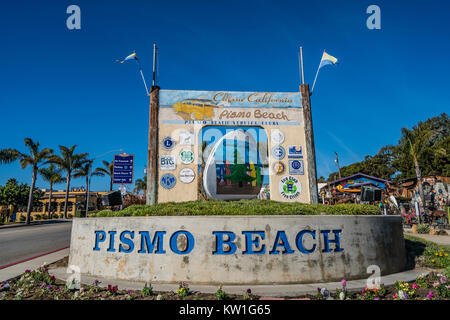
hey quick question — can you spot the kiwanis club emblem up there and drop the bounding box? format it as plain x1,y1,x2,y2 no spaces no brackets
279,175,301,199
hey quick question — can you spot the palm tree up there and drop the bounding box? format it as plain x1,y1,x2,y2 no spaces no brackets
73,161,103,214
39,164,64,219
399,125,446,222
94,160,114,191
49,145,88,219
133,177,147,195
0,138,53,224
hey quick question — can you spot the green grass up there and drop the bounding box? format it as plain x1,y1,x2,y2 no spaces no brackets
90,199,381,217
404,234,450,274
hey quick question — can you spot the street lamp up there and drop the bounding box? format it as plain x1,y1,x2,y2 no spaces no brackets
85,148,124,217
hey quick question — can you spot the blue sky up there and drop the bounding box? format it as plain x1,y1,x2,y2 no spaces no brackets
0,0,449,191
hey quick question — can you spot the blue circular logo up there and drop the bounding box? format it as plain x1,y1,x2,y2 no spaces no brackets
271,145,285,160
160,173,176,189
162,136,175,150
291,160,301,169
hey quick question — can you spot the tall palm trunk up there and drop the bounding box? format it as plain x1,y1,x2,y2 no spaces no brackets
63,174,71,219
85,175,89,214
414,158,425,223
110,177,113,191
26,167,37,225
48,184,53,219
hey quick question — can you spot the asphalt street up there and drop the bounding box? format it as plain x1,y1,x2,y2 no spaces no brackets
0,222,72,268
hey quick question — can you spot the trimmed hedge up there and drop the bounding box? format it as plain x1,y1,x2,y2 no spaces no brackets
90,199,381,217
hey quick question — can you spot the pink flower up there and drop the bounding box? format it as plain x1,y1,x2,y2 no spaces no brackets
433,281,439,288
341,278,347,289
426,291,434,299
412,283,418,289
393,294,397,299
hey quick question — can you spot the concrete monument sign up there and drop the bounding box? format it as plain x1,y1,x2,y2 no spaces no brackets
69,215,406,285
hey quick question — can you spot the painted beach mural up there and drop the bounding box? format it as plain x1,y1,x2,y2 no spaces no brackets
200,126,269,200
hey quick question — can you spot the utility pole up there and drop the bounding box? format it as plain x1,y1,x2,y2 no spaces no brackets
334,151,342,179
300,84,319,204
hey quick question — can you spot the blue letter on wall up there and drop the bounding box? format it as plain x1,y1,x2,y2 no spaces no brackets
170,230,195,255
107,231,117,252
138,231,166,254
321,230,343,253
212,231,237,255
269,231,294,254
295,230,316,254
93,230,106,251
119,231,135,253
242,231,266,255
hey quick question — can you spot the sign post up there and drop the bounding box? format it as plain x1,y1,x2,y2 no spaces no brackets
300,84,319,204
146,86,160,205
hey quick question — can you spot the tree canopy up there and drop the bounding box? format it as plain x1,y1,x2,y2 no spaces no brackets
326,113,449,183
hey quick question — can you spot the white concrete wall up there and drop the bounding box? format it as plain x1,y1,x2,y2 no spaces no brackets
69,215,406,285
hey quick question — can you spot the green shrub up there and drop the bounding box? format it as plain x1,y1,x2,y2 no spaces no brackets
19,215,26,222
417,224,430,234
35,214,41,220
68,214,73,218
90,200,380,217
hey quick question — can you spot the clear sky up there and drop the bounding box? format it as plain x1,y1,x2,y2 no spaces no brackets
0,0,449,191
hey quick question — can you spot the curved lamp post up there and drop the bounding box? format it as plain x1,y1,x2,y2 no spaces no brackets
85,148,124,217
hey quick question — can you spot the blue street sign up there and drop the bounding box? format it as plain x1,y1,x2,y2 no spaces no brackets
113,154,134,184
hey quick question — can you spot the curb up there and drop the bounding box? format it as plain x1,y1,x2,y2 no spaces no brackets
0,246,70,270
0,249,70,283
0,220,72,230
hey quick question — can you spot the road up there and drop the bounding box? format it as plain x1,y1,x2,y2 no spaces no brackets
0,222,72,268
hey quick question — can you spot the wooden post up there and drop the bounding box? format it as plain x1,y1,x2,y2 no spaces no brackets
146,86,160,205
300,84,319,204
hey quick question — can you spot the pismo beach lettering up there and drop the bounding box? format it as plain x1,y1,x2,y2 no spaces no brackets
93,229,343,255
218,109,291,121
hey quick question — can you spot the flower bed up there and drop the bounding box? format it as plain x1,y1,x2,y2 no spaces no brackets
0,264,448,301
91,199,380,217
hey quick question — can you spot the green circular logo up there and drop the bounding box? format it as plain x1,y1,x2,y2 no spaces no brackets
180,149,194,164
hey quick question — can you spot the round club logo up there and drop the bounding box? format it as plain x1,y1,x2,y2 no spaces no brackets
179,168,195,184
272,161,286,175
271,145,285,160
162,136,175,151
279,175,301,200
271,129,285,145
180,149,194,164
160,173,176,189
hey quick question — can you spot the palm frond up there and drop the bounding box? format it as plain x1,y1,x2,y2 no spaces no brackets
0,148,21,164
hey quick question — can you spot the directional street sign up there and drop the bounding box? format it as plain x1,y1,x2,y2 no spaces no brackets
113,154,134,184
